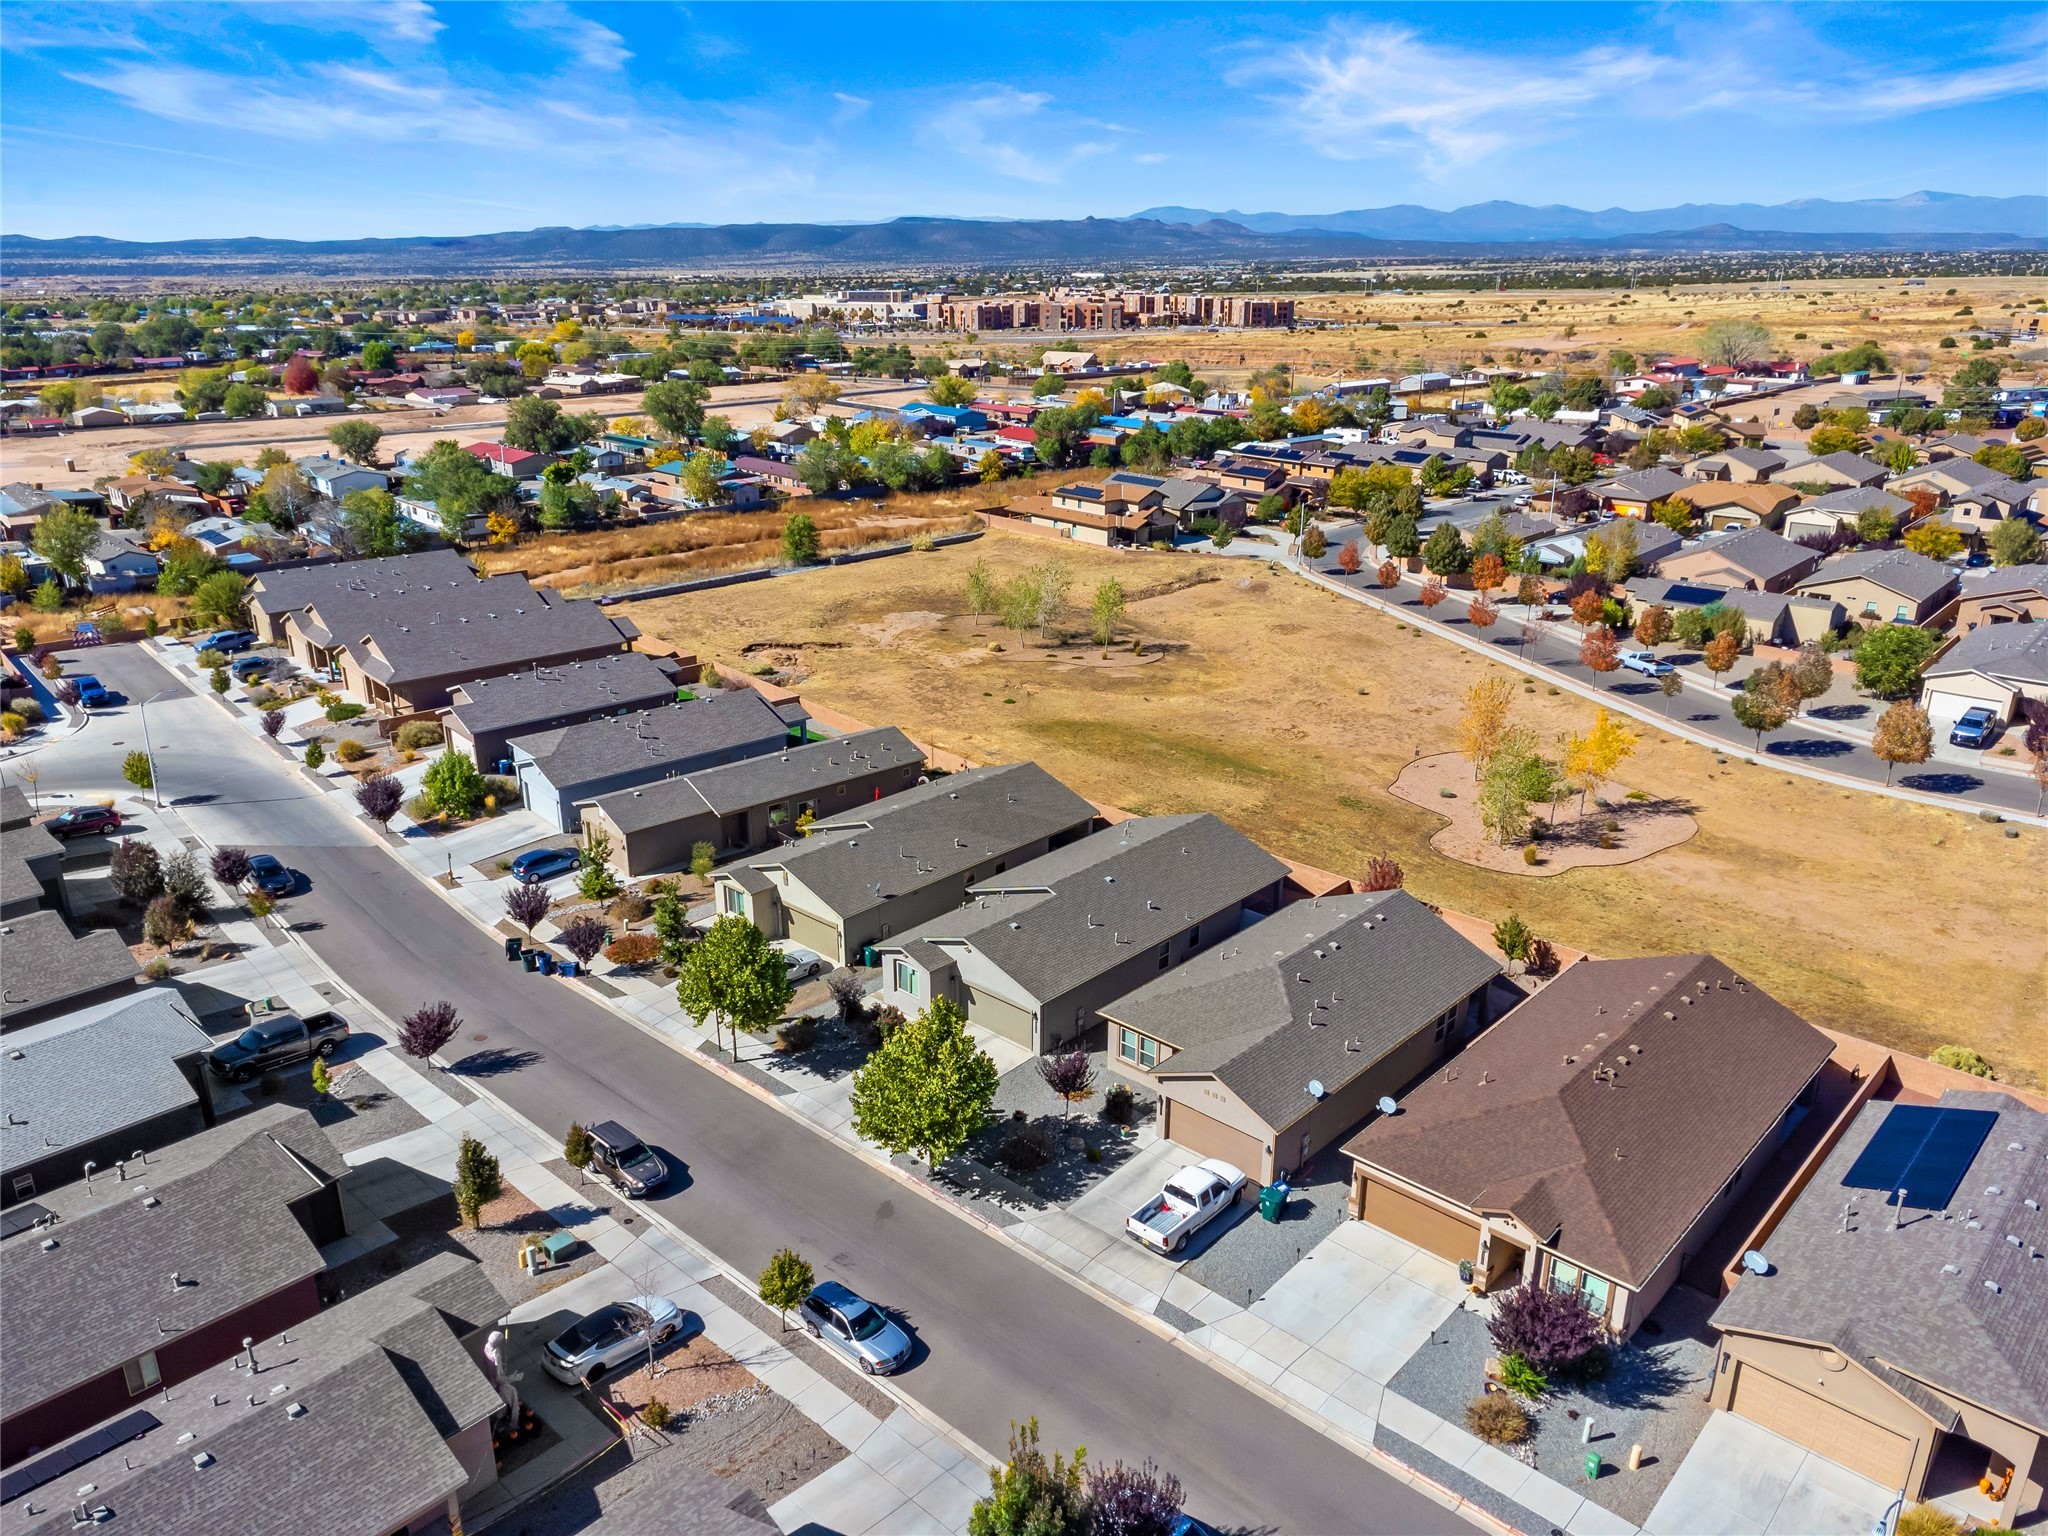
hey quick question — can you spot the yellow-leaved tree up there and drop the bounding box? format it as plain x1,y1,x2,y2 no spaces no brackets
1457,676,1516,781
1564,708,1639,814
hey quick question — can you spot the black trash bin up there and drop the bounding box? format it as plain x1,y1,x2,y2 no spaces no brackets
521,950,540,972
504,936,523,962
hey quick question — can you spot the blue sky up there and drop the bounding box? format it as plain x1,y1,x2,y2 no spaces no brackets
4,2,2044,240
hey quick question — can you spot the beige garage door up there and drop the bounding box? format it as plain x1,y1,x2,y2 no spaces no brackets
1360,1176,1481,1265
964,985,1035,1048
1164,1100,1266,1179
1731,1364,1914,1487
785,907,843,964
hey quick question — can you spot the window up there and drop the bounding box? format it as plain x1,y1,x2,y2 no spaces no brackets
1155,940,1171,971
1547,1259,1612,1319
892,960,918,997
722,886,744,915
1432,1005,1455,1044
10,1173,33,1200
1895,605,1910,623
1118,1029,1158,1070
123,1351,161,1396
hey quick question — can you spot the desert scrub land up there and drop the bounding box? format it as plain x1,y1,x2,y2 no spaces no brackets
633,533,2048,1088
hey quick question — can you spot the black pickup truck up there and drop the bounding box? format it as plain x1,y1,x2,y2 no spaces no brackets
207,1011,350,1082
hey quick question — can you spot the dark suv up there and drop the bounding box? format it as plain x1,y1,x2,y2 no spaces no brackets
207,1011,350,1082
586,1120,668,1197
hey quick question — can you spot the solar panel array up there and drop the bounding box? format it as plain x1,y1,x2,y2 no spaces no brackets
1840,1103,1998,1211
0,1201,55,1241
0,1409,160,1504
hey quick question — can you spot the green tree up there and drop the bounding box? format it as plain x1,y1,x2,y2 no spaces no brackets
453,1135,502,1228
189,570,249,629
757,1248,815,1331
1989,518,2043,567
405,438,506,542
423,750,488,817
30,505,99,583
681,450,728,506
652,885,694,969
577,826,621,901
123,750,155,792
701,414,738,453
1730,686,1791,751
326,419,383,465
0,555,26,598
564,1122,593,1174
970,1418,1089,1536
794,439,853,493
1974,443,2031,481
1701,319,1774,369
927,374,976,407
1477,729,1557,847
690,841,716,878
303,740,325,771
341,488,416,558
30,578,64,613
1943,357,2000,416
643,378,709,440
1421,523,1470,576
676,914,795,1057
1492,913,1533,964
1090,578,1126,645
965,556,997,619
781,511,822,565
1855,504,1899,545
360,339,396,370
849,995,998,1170
1383,513,1422,559
1030,406,1083,469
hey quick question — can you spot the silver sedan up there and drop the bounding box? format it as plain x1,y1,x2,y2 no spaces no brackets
542,1295,695,1385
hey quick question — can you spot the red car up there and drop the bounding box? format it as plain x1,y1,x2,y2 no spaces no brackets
46,805,123,839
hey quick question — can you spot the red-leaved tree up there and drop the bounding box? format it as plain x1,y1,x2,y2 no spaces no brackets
398,1000,460,1060
1418,575,1448,609
505,881,552,935
1487,1280,1606,1372
557,914,608,964
1569,588,1608,629
356,774,402,825
1580,626,1621,673
1377,559,1401,589
1468,593,1499,629
1336,540,1362,575
283,355,319,395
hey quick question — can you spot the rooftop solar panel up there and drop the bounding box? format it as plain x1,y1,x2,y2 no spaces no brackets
1841,1103,1997,1211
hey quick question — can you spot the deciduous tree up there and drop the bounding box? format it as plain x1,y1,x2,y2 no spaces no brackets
1038,1048,1097,1123
758,1248,815,1331
399,1000,461,1060
850,995,998,1170
1468,592,1499,630
30,505,98,583
1871,700,1933,785
676,915,795,1057
1854,624,1939,698
1579,626,1621,673
1633,605,1673,647
1377,559,1401,589
781,511,821,565
1457,675,1516,779
1090,579,1126,645
356,773,402,825
1418,575,1448,609
505,879,552,935
327,419,382,465
1702,630,1741,679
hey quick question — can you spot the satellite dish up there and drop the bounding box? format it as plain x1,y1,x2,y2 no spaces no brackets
1741,1251,1770,1276
1307,1080,1327,1100
1377,1096,1399,1117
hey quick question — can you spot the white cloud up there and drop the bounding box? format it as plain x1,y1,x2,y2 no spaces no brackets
921,87,1111,185
508,3,631,72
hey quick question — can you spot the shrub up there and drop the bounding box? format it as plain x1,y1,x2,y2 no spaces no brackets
0,712,26,739
143,893,190,950
334,737,368,763
209,847,253,888
1088,1458,1185,1536
11,697,43,725
997,1123,1054,1171
1498,1352,1548,1399
110,839,165,904
1103,1082,1136,1124
1465,1392,1532,1444
453,1135,501,1228
604,932,661,968
641,1399,672,1431
144,956,172,981
564,1122,593,1170
160,849,209,920
1894,1506,1961,1536
1487,1280,1605,1373
1522,844,1540,866
607,891,652,923
689,841,716,878
261,708,286,738
324,701,366,722
1526,938,1558,976
423,751,487,818
776,1015,818,1052
505,881,552,933
393,720,443,751
1931,1045,1994,1078
303,740,325,771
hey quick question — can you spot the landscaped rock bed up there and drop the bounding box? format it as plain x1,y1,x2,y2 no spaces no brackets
318,1186,605,1311
698,1273,898,1422
1391,750,1696,875
950,1046,1155,1209
259,1058,429,1157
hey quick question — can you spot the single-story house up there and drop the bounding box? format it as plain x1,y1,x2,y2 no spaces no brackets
443,651,684,772
1100,891,1501,1184
0,990,223,1207
1781,487,1911,544
1040,350,1098,374
581,727,927,877
1888,457,2033,509
1527,517,1682,573
713,762,1099,968
69,405,127,429
1341,954,1832,1335
1918,621,2048,730
1686,448,1787,484
509,688,794,833
80,530,159,593
1659,528,1824,593
1791,548,1960,628
294,454,384,501
731,455,809,495
104,475,207,516
1595,466,1692,518
1955,563,2048,631
0,908,143,1031
1621,576,1843,648
265,394,348,417
874,813,1290,1054
1,807,63,920
1787,451,1889,491
466,442,551,480
1670,481,1799,532
1708,1091,2047,1527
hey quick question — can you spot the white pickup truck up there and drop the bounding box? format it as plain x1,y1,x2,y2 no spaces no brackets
1125,1159,1248,1254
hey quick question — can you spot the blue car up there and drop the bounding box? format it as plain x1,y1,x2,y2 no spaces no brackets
510,846,580,885
231,654,278,683
245,853,296,898
196,629,257,656
73,675,108,708
1948,707,2000,749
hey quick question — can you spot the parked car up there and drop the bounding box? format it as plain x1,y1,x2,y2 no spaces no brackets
1126,1160,1247,1255
244,853,296,898
206,1010,350,1082
585,1120,668,1197
1948,706,2001,749
542,1295,692,1385
799,1281,912,1376
509,846,580,885
73,675,108,708
1618,649,1674,678
194,629,256,656
772,939,826,982
231,654,281,683
45,805,122,839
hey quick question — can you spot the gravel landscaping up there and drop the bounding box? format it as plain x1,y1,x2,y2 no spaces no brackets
952,1047,1156,1208
319,1185,606,1311
259,1059,430,1157
699,1273,899,1421
1180,1155,1351,1307
1386,1283,1719,1525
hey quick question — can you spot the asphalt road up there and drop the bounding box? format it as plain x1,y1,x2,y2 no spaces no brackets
11,643,1471,1536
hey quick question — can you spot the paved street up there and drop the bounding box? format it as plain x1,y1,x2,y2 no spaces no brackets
6,641,1474,1536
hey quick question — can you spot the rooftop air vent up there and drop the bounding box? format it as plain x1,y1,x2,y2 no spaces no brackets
191,1453,213,1470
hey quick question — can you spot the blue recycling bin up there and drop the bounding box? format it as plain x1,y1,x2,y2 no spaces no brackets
559,959,578,978
536,952,556,976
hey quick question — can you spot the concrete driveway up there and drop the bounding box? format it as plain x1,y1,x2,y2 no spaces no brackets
1250,1219,1469,1386
1642,1411,1894,1536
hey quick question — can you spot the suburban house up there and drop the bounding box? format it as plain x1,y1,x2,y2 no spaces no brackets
1595,467,1691,518
1708,1091,2047,1528
1528,517,1681,573
1341,955,1833,1336
580,727,926,878
874,814,1290,1055
1620,575,1842,648
442,651,685,771
1792,548,1960,628
465,442,550,480
509,688,795,832
1781,487,1911,544
1686,448,1787,484
293,454,384,502
3,1251,510,1536
712,762,1099,968
105,475,208,517
1100,892,1501,1184
1,798,63,920
1788,451,1890,491
998,479,1178,547
1889,457,2038,514
731,455,809,495
1658,528,1824,593
249,551,641,713
1918,621,2048,731
0,990,223,1209
0,1105,353,1462
76,530,158,594
1955,563,2048,631
0,908,143,1031
1670,481,1798,532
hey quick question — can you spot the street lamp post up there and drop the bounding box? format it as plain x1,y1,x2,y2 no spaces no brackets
137,687,181,811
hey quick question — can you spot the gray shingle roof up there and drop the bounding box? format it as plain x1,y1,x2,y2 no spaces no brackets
1,1104,339,1422
1794,547,1958,605
511,688,788,790
1925,619,2048,686
1601,467,1691,501
1,782,32,829
588,727,923,834
3,818,63,910
0,908,142,1026
0,990,212,1177
1962,562,2048,601
1103,892,1500,1129
1344,955,1833,1289
1806,451,1889,485
249,548,475,620
445,651,680,738
339,573,635,688
1710,1091,2048,1432
731,762,1097,920
1794,487,1909,517
1673,527,1817,584
890,814,1290,1008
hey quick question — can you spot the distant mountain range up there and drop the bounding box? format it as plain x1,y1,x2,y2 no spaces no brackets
5,197,2043,277
1129,192,2048,242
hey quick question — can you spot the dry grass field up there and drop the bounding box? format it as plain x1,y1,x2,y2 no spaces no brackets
632,532,2048,1087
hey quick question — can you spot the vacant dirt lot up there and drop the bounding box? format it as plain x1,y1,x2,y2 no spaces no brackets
632,533,2047,1087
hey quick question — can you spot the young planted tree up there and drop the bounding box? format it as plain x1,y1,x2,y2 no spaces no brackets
1854,625,1941,699
261,708,286,739
356,773,403,825
965,555,997,620
576,827,621,901
1579,626,1621,674
1335,540,1362,576
970,1418,1089,1536
1568,587,1608,630
1478,728,1556,847
210,846,253,891
850,996,998,1171
143,893,192,951
1360,854,1405,892
564,1122,593,1178
689,841,716,879
160,849,210,922
505,880,553,935
109,839,165,905
398,1000,461,1061
1038,1048,1097,1123
453,1135,502,1229
1457,676,1516,780
557,914,608,965
1088,1459,1186,1536
651,885,694,968
1730,688,1791,752
1491,913,1533,965
1871,700,1933,786
1633,605,1673,649
1468,551,1507,596
1090,579,1127,646
303,740,326,772
1376,559,1401,590
1701,629,1741,681
757,1247,815,1332
122,750,155,792
1417,575,1448,610
1300,525,1327,560
780,512,821,566
422,751,487,817
1659,669,1683,714
675,914,795,1057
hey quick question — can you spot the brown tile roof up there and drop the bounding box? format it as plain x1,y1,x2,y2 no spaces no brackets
1001,493,1159,532
1671,482,1799,516
1342,954,1832,1288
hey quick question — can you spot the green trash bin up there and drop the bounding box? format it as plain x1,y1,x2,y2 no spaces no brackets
504,936,523,962
860,945,878,968
1258,1180,1290,1222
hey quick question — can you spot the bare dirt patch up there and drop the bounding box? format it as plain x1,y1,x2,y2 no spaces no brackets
1391,752,1697,875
